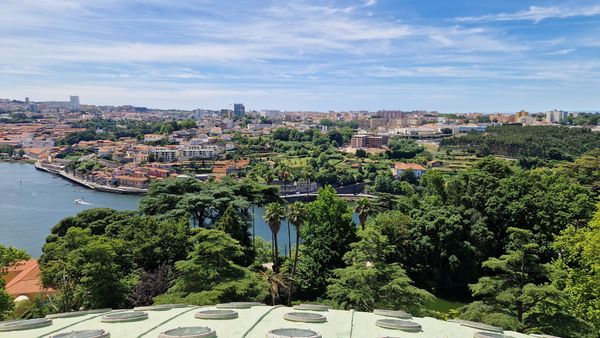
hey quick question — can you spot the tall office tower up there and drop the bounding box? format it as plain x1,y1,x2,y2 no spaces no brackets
25,97,30,104
70,96,80,110
234,103,245,118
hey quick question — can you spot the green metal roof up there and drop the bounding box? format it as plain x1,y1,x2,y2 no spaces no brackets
0,304,542,338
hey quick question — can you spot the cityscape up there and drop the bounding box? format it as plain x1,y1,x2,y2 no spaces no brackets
1,1,600,338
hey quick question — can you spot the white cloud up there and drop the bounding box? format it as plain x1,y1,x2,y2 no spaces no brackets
455,5,600,23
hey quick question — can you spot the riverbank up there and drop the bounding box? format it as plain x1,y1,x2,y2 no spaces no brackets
34,161,147,195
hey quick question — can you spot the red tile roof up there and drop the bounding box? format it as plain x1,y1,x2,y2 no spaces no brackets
394,162,426,171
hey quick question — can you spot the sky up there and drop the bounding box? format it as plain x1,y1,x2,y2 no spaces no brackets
1,0,600,112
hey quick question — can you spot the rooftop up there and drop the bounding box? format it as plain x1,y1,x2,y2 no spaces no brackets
0,303,540,338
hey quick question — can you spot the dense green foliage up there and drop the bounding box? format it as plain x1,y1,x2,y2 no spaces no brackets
295,186,357,299
327,221,433,313
441,125,600,163
459,228,596,337
386,138,425,159
552,205,600,333
154,228,268,305
40,209,189,310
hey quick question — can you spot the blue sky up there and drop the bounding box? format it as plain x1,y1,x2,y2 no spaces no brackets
1,0,600,112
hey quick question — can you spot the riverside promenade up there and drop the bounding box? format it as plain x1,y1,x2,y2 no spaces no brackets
34,161,147,195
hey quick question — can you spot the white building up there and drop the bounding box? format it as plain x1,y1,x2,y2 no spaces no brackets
546,110,568,124
151,147,177,162
177,145,220,160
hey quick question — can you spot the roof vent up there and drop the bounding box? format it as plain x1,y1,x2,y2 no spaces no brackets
474,332,514,338
158,327,217,338
459,320,504,332
46,308,112,319
373,309,412,319
216,302,257,309
0,318,53,331
49,329,110,338
101,311,148,323
267,328,322,338
292,304,329,312
284,312,327,323
195,310,239,320
134,305,173,311
375,319,422,332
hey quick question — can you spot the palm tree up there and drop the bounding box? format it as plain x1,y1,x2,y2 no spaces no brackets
264,202,285,273
354,197,372,230
259,269,288,306
286,202,307,305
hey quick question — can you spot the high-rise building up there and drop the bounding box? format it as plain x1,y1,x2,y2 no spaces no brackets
70,96,80,110
546,110,568,124
233,103,245,118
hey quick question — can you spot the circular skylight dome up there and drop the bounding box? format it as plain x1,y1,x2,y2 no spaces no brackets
158,326,217,338
460,320,504,332
373,309,412,319
474,332,514,338
101,311,148,323
284,312,327,323
216,302,253,309
0,318,53,331
134,304,173,311
292,304,329,312
195,310,239,320
375,319,422,332
46,309,112,319
49,329,110,338
267,328,322,338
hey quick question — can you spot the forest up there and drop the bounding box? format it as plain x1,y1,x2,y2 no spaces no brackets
441,125,600,165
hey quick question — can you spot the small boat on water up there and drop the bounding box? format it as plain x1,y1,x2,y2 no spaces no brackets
74,198,92,205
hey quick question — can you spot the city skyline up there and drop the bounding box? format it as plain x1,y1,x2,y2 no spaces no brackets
2,0,600,112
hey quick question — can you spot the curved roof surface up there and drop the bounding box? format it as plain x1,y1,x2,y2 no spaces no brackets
0,304,540,338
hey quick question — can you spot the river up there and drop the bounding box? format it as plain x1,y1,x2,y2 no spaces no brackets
0,162,304,257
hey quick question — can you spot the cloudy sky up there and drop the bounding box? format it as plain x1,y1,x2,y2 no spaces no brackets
1,0,600,112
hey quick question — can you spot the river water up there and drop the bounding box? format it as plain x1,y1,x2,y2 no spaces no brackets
0,162,300,257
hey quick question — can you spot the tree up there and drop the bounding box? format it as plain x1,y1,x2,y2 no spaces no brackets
386,138,425,159
154,229,268,305
459,228,563,333
1,244,29,320
286,202,307,305
296,186,358,299
409,201,479,290
551,204,600,332
40,227,132,310
327,223,433,313
130,264,170,307
215,204,254,266
354,198,372,230
264,202,285,273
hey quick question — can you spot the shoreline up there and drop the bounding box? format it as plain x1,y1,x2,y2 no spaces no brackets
34,161,147,195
